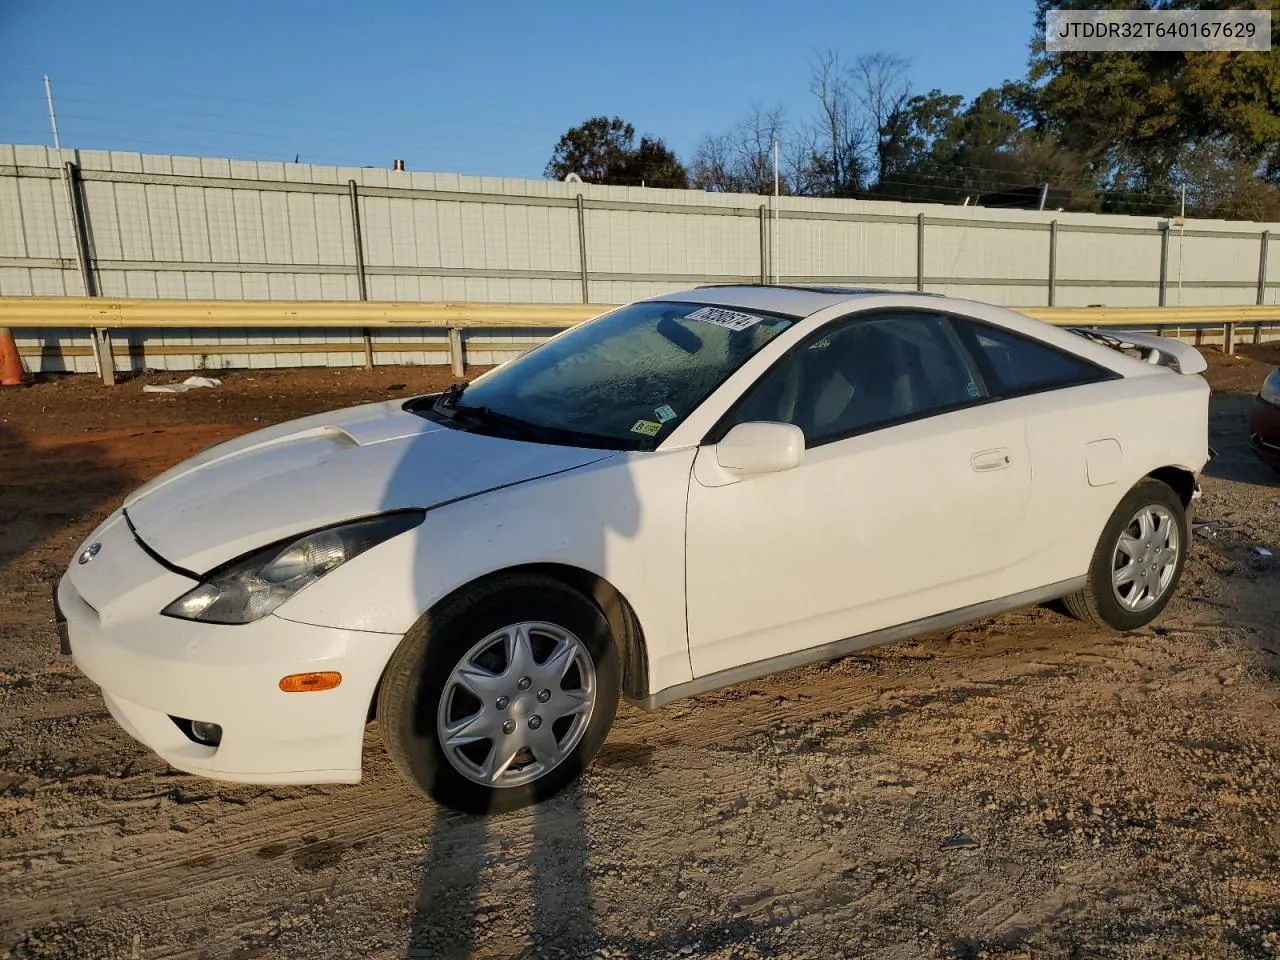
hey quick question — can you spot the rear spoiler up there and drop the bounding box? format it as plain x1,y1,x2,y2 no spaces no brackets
1066,328,1208,375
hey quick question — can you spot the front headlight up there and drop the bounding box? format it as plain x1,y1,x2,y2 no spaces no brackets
1261,369,1280,408
162,511,424,624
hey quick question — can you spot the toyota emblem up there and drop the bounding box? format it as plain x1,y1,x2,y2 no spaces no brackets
78,543,102,565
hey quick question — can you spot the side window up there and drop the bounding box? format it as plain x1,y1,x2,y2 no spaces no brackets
956,320,1110,397
726,312,985,446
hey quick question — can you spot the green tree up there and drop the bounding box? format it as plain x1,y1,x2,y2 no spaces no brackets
871,84,1097,209
545,116,689,188
1028,0,1280,215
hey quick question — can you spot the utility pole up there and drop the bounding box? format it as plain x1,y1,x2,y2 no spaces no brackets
44,75,78,289
772,139,780,284
45,75,106,381
43,74,74,240
1177,184,1186,306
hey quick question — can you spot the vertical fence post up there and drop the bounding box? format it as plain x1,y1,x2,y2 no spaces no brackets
447,326,465,378
1259,230,1270,306
1158,222,1170,307
1224,322,1236,355
65,163,96,298
347,179,373,370
64,161,113,385
576,194,589,303
1048,220,1058,307
759,204,769,285
916,214,925,292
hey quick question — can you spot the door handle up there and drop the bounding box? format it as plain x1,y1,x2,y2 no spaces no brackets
971,447,1012,472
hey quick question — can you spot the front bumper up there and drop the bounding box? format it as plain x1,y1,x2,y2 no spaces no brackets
57,513,402,785
1249,397,1280,471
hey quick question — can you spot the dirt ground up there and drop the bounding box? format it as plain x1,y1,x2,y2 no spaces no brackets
2,347,1279,960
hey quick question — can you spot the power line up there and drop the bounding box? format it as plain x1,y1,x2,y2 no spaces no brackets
48,112,538,156
0,75,559,134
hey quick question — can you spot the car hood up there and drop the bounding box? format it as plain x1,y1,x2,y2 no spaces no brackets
123,398,614,573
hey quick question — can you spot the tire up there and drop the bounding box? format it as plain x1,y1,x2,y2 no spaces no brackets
377,573,620,814
1062,477,1189,631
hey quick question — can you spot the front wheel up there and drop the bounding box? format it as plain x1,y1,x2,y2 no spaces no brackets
1062,477,1189,631
378,574,620,814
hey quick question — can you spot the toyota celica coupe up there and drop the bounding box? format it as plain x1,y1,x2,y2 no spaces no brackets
56,286,1210,813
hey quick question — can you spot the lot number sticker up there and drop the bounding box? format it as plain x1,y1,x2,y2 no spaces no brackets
630,419,662,437
685,306,763,331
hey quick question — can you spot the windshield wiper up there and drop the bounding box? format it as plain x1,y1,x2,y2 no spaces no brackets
451,403,630,448
432,381,468,418
450,403,546,439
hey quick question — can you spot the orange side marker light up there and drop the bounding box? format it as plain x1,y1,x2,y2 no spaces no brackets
279,671,342,693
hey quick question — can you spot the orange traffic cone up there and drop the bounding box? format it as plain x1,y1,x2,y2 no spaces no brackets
0,327,27,387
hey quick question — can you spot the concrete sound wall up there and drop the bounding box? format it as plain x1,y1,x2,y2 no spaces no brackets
2,143,1277,373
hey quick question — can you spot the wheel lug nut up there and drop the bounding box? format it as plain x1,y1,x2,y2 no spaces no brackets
495,696,510,710
528,715,542,730
517,676,532,691
502,720,516,735
537,688,551,703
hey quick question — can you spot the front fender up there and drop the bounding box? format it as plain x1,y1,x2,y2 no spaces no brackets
275,450,698,696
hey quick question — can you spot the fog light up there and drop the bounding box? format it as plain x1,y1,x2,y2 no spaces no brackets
190,720,223,746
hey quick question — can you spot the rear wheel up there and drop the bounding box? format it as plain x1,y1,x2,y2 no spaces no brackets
1062,478,1189,631
378,574,620,814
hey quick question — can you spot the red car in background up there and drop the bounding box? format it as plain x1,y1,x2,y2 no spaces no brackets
1250,367,1280,474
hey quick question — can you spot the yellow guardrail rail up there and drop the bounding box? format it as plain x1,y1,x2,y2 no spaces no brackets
1020,305,1280,326
0,297,603,329
2,296,1279,330
2,296,1277,384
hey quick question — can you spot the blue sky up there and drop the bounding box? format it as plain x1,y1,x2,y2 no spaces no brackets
0,0,1037,178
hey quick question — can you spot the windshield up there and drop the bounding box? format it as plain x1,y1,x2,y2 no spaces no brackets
421,299,797,450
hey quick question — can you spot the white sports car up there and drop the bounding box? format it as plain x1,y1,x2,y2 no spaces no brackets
56,286,1210,813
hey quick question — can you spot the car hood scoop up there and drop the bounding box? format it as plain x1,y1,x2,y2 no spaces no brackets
123,398,612,573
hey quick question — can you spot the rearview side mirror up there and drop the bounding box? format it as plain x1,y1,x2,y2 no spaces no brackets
715,422,805,476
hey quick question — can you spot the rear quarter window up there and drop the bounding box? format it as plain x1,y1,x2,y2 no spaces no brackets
957,320,1114,397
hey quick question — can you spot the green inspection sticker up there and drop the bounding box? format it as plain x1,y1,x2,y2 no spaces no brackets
630,419,662,437
655,404,677,423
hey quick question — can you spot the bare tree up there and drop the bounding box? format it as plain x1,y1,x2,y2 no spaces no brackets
690,132,740,192
784,125,829,197
849,52,912,184
691,104,790,195
807,49,867,196
738,104,787,195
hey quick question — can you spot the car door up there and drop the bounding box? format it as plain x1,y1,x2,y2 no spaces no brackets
948,317,1131,596
683,310,1033,679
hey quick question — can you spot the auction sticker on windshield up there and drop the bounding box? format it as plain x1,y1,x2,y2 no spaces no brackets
686,306,762,331
630,419,662,437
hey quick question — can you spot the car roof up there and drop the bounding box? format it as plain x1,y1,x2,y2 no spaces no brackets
642,284,943,317
634,284,1174,381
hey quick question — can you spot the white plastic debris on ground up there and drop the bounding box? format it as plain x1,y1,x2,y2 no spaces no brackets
143,376,222,394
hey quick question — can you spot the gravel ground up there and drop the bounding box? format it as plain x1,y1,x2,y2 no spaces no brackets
1,347,1278,960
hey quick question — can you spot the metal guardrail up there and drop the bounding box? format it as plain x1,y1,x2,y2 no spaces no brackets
2,296,1278,385
0,297,602,329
